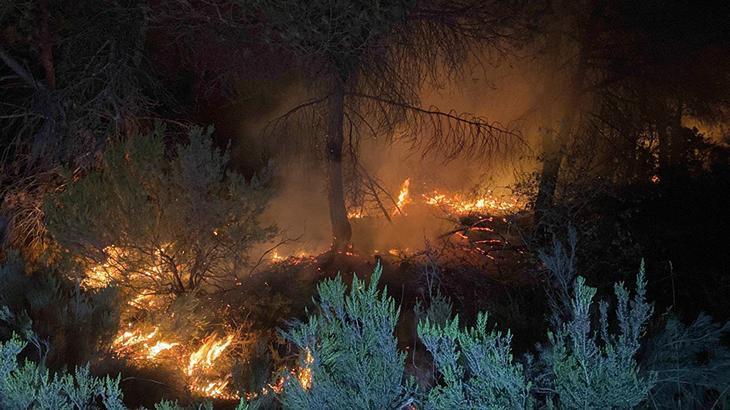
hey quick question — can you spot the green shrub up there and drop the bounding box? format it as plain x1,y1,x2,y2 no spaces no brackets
0,334,125,409
546,265,656,408
279,262,414,409
644,313,730,409
418,313,533,409
45,125,275,295
0,251,119,367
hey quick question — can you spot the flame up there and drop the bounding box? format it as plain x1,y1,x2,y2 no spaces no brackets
113,326,159,349
83,246,125,289
147,341,180,359
297,348,314,390
422,189,519,216
271,250,285,262
88,249,241,400
348,209,365,219
187,333,235,376
347,177,521,221
393,178,411,215
112,325,181,362
185,332,239,399
190,377,238,400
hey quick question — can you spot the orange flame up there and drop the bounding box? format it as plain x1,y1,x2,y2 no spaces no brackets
297,348,314,390
187,333,235,376
422,189,519,216
393,178,411,215
147,341,180,359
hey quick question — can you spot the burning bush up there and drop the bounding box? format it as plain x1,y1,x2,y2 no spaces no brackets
45,125,276,296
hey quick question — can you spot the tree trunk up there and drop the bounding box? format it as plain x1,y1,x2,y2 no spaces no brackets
533,6,598,231
533,75,583,231
38,0,56,89
659,100,684,182
534,127,562,226
325,77,352,252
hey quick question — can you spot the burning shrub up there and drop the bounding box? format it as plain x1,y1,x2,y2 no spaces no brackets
279,262,415,409
45,125,276,295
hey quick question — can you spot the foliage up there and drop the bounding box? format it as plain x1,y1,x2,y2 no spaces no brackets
537,226,578,325
250,0,414,77
644,313,730,409
0,0,164,258
0,334,125,410
153,399,253,410
0,251,119,367
546,264,656,408
0,331,257,410
414,292,453,329
418,313,533,409
279,262,413,409
45,125,275,295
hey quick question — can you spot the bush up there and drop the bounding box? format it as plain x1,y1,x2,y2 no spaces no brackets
0,334,125,409
546,265,656,408
1,332,255,410
45,125,276,295
279,262,414,409
0,251,119,367
644,313,730,409
418,313,533,409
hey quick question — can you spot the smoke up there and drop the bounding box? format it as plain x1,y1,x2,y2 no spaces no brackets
232,52,558,257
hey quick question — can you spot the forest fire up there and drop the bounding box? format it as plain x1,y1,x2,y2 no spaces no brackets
83,247,242,400
422,190,521,216
186,333,235,376
349,177,523,221
111,322,240,399
186,333,238,400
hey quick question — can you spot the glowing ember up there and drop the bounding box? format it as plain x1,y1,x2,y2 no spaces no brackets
348,209,365,219
297,348,314,390
651,174,660,184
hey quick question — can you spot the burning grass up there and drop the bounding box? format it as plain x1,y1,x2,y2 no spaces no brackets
349,177,524,221
70,172,529,404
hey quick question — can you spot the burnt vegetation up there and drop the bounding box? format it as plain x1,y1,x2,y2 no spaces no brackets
1,0,729,409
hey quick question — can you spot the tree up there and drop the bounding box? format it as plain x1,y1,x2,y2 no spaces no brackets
530,0,730,229
529,0,603,230
44,126,275,296
0,0,162,258
155,0,528,252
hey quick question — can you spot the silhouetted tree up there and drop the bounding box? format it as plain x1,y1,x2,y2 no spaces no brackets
0,0,162,257
153,0,531,251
